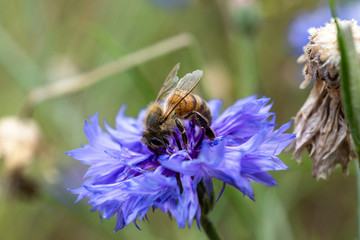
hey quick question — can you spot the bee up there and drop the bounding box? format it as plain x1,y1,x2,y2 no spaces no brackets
142,63,216,154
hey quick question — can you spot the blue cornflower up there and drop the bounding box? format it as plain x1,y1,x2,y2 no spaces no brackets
67,96,295,231
288,1,360,55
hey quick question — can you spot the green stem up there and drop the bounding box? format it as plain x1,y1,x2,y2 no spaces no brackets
238,34,258,97
355,149,360,240
200,215,222,240
329,0,337,19
196,181,221,240
19,33,195,118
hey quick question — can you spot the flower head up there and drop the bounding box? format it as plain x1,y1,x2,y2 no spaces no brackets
290,19,360,179
0,116,41,171
0,116,41,199
67,96,294,231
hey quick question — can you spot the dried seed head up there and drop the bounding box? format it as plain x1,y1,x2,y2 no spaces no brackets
298,19,360,89
2,167,38,199
290,19,360,180
0,116,41,171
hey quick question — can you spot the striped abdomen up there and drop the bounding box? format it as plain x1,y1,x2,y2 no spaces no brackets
172,93,212,124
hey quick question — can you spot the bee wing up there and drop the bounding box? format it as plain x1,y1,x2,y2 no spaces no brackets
162,69,203,121
155,63,181,102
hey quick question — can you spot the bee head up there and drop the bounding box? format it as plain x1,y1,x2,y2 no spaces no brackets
142,103,171,153
141,131,170,152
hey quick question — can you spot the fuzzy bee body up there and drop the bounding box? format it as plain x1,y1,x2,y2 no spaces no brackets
142,64,215,153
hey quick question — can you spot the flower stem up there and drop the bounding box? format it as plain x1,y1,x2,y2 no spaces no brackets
197,180,222,239
355,148,360,240
19,33,195,118
200,215,222,240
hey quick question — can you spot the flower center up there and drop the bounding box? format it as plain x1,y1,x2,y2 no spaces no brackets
169,120,205,157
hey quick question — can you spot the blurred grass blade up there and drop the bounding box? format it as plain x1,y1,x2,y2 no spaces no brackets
20,33,195,117
89,24,155,101
337,23,360,237
331,1,360,238
330,0,360,148
89,24,126,58
329,0,337,20
0,25,43,90
335,21,360,149
356,159,360,240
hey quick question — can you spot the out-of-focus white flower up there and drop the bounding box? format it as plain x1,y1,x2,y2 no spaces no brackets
0,116,41,171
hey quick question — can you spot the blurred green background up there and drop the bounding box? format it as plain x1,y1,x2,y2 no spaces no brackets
0,0,357,239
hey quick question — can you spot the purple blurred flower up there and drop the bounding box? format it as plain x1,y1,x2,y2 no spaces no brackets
67,96,295,231
288,1,360,55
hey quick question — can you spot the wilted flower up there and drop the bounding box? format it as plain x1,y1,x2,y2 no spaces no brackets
0,117,41,171
290,19,360,179
288,1,360,55
0,116,41,198
67,96,294,231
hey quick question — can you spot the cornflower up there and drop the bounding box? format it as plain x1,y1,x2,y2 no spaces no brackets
67,80,294,231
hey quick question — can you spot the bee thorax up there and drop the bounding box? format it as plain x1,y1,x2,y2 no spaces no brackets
144,103,163,130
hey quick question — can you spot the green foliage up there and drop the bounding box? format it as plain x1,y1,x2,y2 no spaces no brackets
335,21,360,149
330,1,360,239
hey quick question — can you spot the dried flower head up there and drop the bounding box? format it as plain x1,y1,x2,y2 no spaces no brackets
0,116,41,198
67,96,294,231
291,19,360,179
0,117,41,171
287,1,360,55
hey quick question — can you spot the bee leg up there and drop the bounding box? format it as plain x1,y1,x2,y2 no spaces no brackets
194,128,205,150
147,146,159,155
185,111,216,141
162,136,172,148
175,119,189,152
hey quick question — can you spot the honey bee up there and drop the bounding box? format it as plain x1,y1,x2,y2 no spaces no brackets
142,63,215,154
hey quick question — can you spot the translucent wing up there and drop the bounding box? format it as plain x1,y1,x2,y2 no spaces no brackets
155,63,180,102
162,69,203,121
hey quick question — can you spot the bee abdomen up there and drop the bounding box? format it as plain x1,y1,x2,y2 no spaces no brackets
193,94,212,124
175,94,212,124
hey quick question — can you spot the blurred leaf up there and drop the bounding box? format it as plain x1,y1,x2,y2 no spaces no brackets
0,25,43,90
336,23,360,149
330,2,360,240
257,191,294,240
329,0,360,149
89,24,157,102
89,25,126,58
